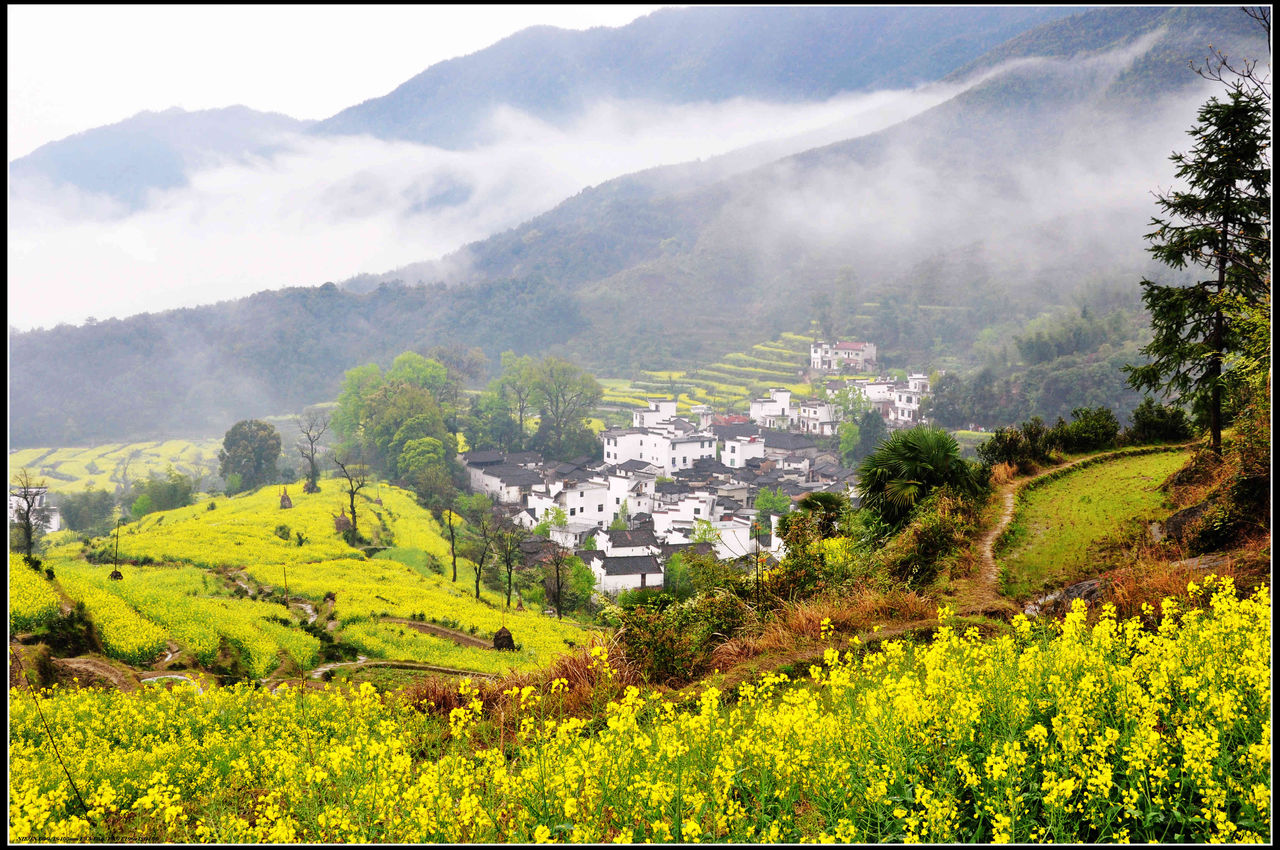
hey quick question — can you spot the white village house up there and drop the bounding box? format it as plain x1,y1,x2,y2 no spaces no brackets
810,340,878,372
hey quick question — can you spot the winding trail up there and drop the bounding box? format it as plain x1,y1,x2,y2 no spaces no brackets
971,444,1196,602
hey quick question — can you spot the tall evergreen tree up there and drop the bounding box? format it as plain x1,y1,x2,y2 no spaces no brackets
1125,85,1270,455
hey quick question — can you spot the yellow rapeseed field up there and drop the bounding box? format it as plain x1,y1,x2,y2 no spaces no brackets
10,576,1269,843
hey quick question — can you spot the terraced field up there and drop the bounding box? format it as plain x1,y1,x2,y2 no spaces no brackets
599,328,873,414
13,482,587,679
9,438,222,493
995,449,1192,598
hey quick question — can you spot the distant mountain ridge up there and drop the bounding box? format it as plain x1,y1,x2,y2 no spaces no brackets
8,5,1267,448
9,106,310,208
9,6,1077,206
312,6,1082,147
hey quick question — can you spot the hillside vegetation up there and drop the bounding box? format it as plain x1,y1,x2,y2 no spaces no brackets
14,481,587,682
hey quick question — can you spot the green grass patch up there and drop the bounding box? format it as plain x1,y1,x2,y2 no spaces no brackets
997,449,1191,599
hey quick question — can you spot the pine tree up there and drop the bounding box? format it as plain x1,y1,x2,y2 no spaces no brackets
1125,85,1270,454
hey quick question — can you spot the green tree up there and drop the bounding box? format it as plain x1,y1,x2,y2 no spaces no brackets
331,362,384,442
690,518,721,544
753,486,792,515
528,356,602,459
609,499,630,531
218,420,282,495
857,426,984,529
495,351,539,446
386,351,448,396
854,409,889,460
838,420,861,466
55,486,116,537
793,491,849,539
1125,85,1270,455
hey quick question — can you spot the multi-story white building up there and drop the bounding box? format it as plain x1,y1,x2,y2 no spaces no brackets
722,433,766,468
794,397,839,436
810,340,878,372
749,388,794,430
889,374,932,428
603,400,717,473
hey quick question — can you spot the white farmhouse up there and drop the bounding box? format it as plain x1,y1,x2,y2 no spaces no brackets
749,388,794,430
722,433,766,468
810,341,878,372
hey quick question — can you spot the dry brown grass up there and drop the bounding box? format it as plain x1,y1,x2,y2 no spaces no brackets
399,631,644,726
1101,537,1270,624
991,462,1018,485
708,587,937,670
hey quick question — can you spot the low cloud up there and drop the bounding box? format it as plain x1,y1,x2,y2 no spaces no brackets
8,85,962,331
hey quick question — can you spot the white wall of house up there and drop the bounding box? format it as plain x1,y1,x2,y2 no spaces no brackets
607,473,654,518
749,388,793,428
632,399,677,429
723,434,766,468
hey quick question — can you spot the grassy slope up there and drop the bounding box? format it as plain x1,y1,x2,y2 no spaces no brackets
995,450,1191,598
19,481,586,677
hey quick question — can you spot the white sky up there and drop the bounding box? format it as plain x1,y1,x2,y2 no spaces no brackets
7,4,670,159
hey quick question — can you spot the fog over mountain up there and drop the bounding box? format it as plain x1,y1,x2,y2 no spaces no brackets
8,6,1078,331
8,5,1268,447
8,87,966,330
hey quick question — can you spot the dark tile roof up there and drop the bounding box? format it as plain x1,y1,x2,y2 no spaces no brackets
616,459,658,472
504,451,544,466
763,432,816,451
712,422,762,441
601,555,663,576
606,528,659,549
660,541,715,559
655,480,692,495
485,465,544,486
462,450,506,466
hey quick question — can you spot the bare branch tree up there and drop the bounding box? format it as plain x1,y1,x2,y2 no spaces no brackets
496,524,530,608
10,469,52,559
328,447,370,541
468,508,498,601
1192,7,1271,105
544,544,571,620
295,408,331,494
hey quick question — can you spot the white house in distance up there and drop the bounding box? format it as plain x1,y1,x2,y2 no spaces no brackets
889,373,931,428
602,400,717,473
810,340,878,372
722,433,766,468
578,528,664,594
749,388,794,430
8,484,62,534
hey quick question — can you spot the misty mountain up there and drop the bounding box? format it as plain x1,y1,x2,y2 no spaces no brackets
8,7,1074,211
8,5,1266,448
9,106,311,208
313,6,1081,147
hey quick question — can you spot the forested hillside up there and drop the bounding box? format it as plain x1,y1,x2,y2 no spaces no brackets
8,6,1262,447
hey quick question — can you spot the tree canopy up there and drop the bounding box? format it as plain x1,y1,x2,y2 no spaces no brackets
1125,84,1270,453
218,420,282,495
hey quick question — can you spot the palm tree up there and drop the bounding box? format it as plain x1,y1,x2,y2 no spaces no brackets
856,426,984,528
794,491,849,538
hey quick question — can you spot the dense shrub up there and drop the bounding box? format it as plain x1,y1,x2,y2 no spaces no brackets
878,487,980,588
1050,406,1121,453
1124,397,1193,444
977,416,1057,473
